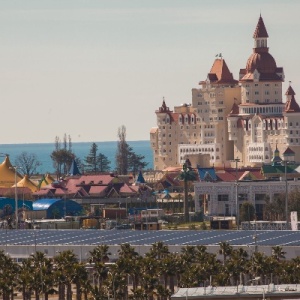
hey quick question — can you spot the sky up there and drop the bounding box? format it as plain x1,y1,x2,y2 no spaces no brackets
1,0,300,144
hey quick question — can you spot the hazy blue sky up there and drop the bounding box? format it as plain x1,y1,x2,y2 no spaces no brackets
0,0,300,144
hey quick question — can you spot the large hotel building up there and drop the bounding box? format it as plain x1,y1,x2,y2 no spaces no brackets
150,15,300,170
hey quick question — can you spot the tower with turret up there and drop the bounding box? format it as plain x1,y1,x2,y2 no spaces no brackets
150,15,300,170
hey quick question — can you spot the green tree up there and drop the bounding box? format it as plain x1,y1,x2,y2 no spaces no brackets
85,143,111,173
240,201,255,222
218,241,233,265
54,250,79,300
88,245,111,292
14,152,41,177
85,143,99,173
28,251,54,300
288,188,300,215
98,153,111,172
264,194,285,221
51,135,75,178
178,159,197,223
0,251,18,300
116,126,129,175
115,126,147,175
128,151,148,177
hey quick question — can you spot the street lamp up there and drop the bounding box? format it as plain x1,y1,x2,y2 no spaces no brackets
283,160,289,225
232,158,240,229
9,166,20,229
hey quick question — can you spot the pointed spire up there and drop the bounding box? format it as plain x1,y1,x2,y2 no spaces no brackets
253,15,268,38
158,97,172,113
69,159,81,176
272,143,282,166
285,83,295,96
285,94,300,113
136,170,146,185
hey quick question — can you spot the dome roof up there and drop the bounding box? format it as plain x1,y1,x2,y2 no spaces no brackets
246,51,277,74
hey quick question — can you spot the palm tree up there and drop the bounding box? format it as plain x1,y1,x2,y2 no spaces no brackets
88,245,111,292
178,159,197,223
27,251,53,300
54,250,80,300
147,242,169,260
116,243,141,299
72,263,89,300
271,246,286,261
0,251,18,300
18,258,35,300
224,248,248,285
218,241,233,265
181,245,197,264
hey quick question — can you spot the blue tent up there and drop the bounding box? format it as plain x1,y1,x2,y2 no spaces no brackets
32,198,83,218
0,197,33,212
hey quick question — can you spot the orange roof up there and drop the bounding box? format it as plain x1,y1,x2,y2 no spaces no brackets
204,58,238,84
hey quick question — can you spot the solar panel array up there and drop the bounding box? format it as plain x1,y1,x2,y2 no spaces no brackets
1,229,300,246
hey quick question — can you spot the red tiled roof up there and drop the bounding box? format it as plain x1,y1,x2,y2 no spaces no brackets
216,169,264,182
89,185,107,195
119,184,136,194
253,15,268,38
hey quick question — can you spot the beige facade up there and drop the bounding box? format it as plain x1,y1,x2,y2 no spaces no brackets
194,179,300,219
150,16,300,171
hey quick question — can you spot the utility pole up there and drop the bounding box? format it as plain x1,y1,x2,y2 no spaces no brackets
233,158,240,229
284,160,288,225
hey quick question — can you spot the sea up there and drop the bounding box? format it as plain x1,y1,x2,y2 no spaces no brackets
0,140,153,175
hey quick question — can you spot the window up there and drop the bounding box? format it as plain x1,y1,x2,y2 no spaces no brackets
218,194,229,202
238,194,248,201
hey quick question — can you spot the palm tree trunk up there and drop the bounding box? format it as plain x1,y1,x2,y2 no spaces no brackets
169,275,175,294
66,283,72,300
59,283,65,300
76,282,81,300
